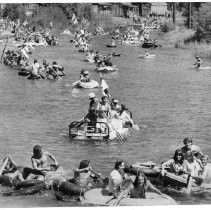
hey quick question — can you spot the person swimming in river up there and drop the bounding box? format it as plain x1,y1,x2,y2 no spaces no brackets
80,70,91,82
194,56,202,69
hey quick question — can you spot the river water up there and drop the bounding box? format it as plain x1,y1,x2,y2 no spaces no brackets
0,32,211,207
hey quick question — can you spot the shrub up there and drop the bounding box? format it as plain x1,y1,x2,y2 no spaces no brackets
160,21,175,33
30,5,68,29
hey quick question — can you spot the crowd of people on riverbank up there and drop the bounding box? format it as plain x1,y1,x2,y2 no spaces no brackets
2,24,66,80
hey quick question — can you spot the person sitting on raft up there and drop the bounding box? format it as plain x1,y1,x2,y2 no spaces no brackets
118,104,135,129
94,51,101,63
113,171,165,205
194,56,202,69
191,155,211,185
185,150,203,178
107,159,133,195
129,171,165,198
111,38,116,46
104,54,113,67
180,137,203,163
0,156,46,185
31,145,59,181
144,50,149,56
161,149,189,177
52,61,65,76
30,59,42,78
80,70,91,82
71,160,102,188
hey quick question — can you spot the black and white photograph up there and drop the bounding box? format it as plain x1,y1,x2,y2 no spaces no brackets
0,0,211,207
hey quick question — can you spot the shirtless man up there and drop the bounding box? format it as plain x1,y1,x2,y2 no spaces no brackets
30,145,58,180
192,155,211,185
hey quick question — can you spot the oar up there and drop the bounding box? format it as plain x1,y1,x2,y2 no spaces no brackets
0,157,9,176
1,37,9,62
186,174,193,195
112,179,133,206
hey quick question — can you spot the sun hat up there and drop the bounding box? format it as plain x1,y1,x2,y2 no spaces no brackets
83,70,90,75
89,93,95,99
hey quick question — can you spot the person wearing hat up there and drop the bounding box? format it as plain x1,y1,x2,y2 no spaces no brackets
194,56,202,69
80,69,91,82
180,137,203,163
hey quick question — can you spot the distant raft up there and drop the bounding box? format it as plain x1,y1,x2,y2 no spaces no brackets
82,188,178,206
106,45,116,48
72,79,99,89
95,66,118,73
139,54,156,59
142,43,162,48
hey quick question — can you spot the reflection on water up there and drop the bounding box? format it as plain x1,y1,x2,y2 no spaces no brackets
0,33,211,206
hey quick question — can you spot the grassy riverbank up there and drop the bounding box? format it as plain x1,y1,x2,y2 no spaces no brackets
163,28,211,58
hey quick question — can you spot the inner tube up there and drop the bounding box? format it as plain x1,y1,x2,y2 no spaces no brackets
52,179,89,196
2,182,47,196
0,175,19,187
27,75,41,80
18,70,30,76
106,45,116,48
15,180,44,190
124,165,160,178
162,172,188,188
112,53,121,57
142,43,161,48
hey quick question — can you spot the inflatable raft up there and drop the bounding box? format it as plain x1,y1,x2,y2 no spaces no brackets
96,66,118,73
72,80,99,89
82,188,177,206
85,57,95,63
139,54,156,59
18,70,30,76
190,66,211,70
112,53,121,57
69,120,130,141
106,45,116,48
142,43,161,48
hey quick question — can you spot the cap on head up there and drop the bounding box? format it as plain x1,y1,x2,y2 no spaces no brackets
53,61,57,65
83,70,90,75
113,99,118,103
89,92,95,99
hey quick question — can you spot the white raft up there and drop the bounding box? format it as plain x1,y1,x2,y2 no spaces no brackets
82,188,177,206
85,57,95,63
96,66,118,73
190,66,211,70
72,79,99,89
139,54,156,59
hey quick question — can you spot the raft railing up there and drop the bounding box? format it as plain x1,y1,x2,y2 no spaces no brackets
69,121,110,140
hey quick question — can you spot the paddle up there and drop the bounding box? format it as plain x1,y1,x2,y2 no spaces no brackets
112,179,133,206
1,37,9,62
0,157,9,176
186,174,193,195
